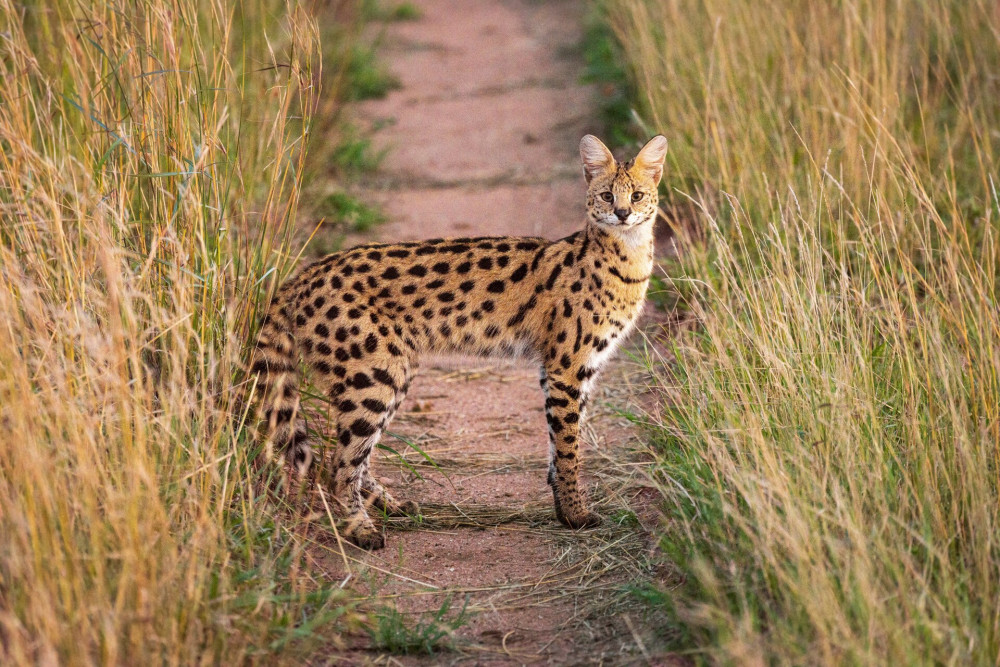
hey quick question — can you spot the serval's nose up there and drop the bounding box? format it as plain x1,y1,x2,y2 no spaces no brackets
614,208,630,221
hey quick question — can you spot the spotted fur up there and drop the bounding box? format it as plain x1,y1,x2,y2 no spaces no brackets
247,135,667,549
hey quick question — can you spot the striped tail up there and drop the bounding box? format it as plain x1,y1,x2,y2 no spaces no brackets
245,301,311,475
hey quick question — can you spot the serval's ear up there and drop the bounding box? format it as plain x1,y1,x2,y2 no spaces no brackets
579,135,615,184
632,135,667,185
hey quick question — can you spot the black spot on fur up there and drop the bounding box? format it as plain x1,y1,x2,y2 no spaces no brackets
510,263,528,282
545,396,570,409
373,368,396,388
352,372,374,389
350,419,377,437
506,295,537,327
545,264,562,290
547,413,564,433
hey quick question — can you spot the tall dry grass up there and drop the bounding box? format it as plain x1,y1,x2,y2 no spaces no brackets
606,0,1000,663
0,0,355,662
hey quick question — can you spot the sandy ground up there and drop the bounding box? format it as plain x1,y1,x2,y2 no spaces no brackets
308,1,679,663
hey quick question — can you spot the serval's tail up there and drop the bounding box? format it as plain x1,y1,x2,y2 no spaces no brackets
244,300,311,474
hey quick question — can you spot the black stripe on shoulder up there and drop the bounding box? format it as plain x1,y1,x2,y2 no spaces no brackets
609,266,651,284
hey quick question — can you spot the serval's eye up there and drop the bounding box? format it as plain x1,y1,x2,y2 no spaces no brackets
600,192,614,203
631,191,644,202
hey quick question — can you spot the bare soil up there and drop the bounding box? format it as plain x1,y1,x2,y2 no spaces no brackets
309,1,680,663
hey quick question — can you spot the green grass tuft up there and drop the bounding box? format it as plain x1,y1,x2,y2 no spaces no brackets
362,0,423,22
388,3,422,21
347,44,401,100
369,595,472,655
332,127,387,173
317,192,386,232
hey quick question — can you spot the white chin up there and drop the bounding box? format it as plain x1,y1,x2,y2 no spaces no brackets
599,216,633,227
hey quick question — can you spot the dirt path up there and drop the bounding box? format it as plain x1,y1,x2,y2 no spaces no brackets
315,2,672,663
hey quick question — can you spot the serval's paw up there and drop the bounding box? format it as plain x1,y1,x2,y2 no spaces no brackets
392,499,421,517
346,523,385,550
556,505,602,530
362,480,419,517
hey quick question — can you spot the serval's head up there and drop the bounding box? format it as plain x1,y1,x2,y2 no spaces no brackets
580,134,666,231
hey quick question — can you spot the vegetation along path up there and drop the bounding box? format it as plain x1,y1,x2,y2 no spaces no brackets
310,1,676,663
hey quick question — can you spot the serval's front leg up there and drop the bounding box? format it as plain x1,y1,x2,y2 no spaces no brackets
540,365,601,529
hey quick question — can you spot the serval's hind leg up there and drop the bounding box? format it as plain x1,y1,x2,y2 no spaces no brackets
358,365,420,517
320,356,412,550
